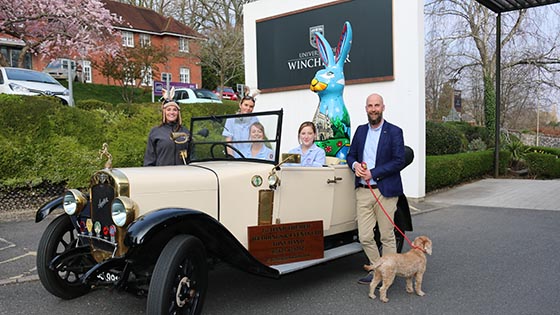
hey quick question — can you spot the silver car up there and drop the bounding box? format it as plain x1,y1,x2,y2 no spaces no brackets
0,67,72,105
174,88,223,104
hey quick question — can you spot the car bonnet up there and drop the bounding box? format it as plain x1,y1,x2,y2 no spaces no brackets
116,165,219,218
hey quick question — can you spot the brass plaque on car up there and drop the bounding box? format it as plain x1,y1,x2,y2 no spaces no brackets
258,190,273,225
248,220,324,266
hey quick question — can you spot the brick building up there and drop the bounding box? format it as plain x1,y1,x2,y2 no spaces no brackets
0,0,204,88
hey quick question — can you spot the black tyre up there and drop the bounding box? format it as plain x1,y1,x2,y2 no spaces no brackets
37,215,92,299
147,235,208,315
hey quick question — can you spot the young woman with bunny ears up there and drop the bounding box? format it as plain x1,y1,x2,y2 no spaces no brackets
222,95,259,158
143,88,190,166
288,121,326,167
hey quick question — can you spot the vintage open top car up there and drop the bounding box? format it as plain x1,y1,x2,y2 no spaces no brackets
35,109,413,314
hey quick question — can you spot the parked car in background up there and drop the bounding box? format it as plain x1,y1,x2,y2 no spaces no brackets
173,88,223,104
0,67,72,105
43,59,82,82
213,86,238,101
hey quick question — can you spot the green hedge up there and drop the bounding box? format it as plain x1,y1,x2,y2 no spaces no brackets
1,94,558,194
426,121,466,155
0,95,237,189
425,150,510,192
524,147,560,178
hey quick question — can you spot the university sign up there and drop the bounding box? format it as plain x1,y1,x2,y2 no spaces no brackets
256,0,393,92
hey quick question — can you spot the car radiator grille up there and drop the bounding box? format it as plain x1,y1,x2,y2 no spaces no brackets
84,183,118,253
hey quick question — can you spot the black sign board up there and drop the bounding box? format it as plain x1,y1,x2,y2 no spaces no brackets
256,0,393,92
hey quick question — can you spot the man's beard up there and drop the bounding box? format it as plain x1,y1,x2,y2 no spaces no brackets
368,112,383,126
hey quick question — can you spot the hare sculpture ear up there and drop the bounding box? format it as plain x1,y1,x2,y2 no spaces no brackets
169,86,176,101
315,32,335,67
334,21,352,66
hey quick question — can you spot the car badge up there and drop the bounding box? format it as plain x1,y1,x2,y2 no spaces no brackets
94,221,101,237
251,175,263,187
109,225,116,243
78,220,86,234
86,219,93,236
43,90,54,96
98,172,108,184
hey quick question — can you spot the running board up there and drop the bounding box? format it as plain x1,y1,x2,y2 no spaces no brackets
270,242,363,275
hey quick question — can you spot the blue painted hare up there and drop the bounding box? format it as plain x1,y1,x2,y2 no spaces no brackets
310,21,352,161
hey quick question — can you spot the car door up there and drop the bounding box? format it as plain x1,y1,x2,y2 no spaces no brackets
274,167,335,229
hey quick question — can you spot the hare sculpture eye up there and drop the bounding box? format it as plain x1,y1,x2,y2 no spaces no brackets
310,21,353,161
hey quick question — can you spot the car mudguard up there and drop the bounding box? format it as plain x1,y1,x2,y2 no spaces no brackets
35,196,63,223
124,208,280,279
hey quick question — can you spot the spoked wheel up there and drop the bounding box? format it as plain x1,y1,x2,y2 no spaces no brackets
147,235,208,315
37,214,93,299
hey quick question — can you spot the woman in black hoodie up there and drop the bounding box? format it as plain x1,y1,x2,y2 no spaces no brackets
143,89,190,166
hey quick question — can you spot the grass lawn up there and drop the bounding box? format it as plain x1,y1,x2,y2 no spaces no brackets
59,80,240,106
59,80,154,104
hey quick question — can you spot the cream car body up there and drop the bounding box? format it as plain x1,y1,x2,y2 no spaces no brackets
35,110,412,315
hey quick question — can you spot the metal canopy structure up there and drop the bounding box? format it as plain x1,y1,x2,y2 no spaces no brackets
476,0,560,13
474,0,560,177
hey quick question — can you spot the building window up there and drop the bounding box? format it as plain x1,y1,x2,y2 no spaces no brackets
82,61,92,83
141,66,152,86
179,68,190,83
161,72,172,83
122,31,134,47
179,38,189,53
124,66,135,85
1,46,32,68
139,34,151,47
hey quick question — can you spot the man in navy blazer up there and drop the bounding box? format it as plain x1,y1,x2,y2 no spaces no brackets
347,93,405,284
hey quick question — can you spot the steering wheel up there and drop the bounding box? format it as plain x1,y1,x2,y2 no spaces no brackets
210,143,245,159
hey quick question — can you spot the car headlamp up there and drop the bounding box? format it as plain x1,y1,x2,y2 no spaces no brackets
9,83,30,93
111,197,138,227
268,173,279,187
63,189,87,215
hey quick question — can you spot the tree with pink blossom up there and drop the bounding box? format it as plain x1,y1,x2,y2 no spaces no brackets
0,0,122,67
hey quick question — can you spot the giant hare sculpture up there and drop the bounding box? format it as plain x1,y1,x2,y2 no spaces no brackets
310,21,352,161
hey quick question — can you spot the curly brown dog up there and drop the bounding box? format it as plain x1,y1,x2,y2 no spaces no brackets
363,235,432,303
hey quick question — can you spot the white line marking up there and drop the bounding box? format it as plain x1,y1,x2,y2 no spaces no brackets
0,251,37,265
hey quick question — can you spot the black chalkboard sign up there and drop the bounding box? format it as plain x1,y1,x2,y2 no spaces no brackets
256,0,393,92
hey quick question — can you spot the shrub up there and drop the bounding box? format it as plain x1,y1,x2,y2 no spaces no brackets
0,97,239,190
525,150,560,178
425,150,509,192
76,99,114,111
467,138,487,152
426,121,466,155
446,121,489,144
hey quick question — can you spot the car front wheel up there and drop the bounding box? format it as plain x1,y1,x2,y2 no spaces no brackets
147,235,208,315
36,214,92,299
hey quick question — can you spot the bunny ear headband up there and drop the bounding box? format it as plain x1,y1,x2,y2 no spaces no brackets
241,87,261,102
161,87,180,110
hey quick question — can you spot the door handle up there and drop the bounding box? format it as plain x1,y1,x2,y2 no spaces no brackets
327,176,343,184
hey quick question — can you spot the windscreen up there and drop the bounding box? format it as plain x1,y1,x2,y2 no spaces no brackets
189,110,283,164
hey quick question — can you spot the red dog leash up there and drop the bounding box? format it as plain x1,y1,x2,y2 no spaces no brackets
360,162,423,252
